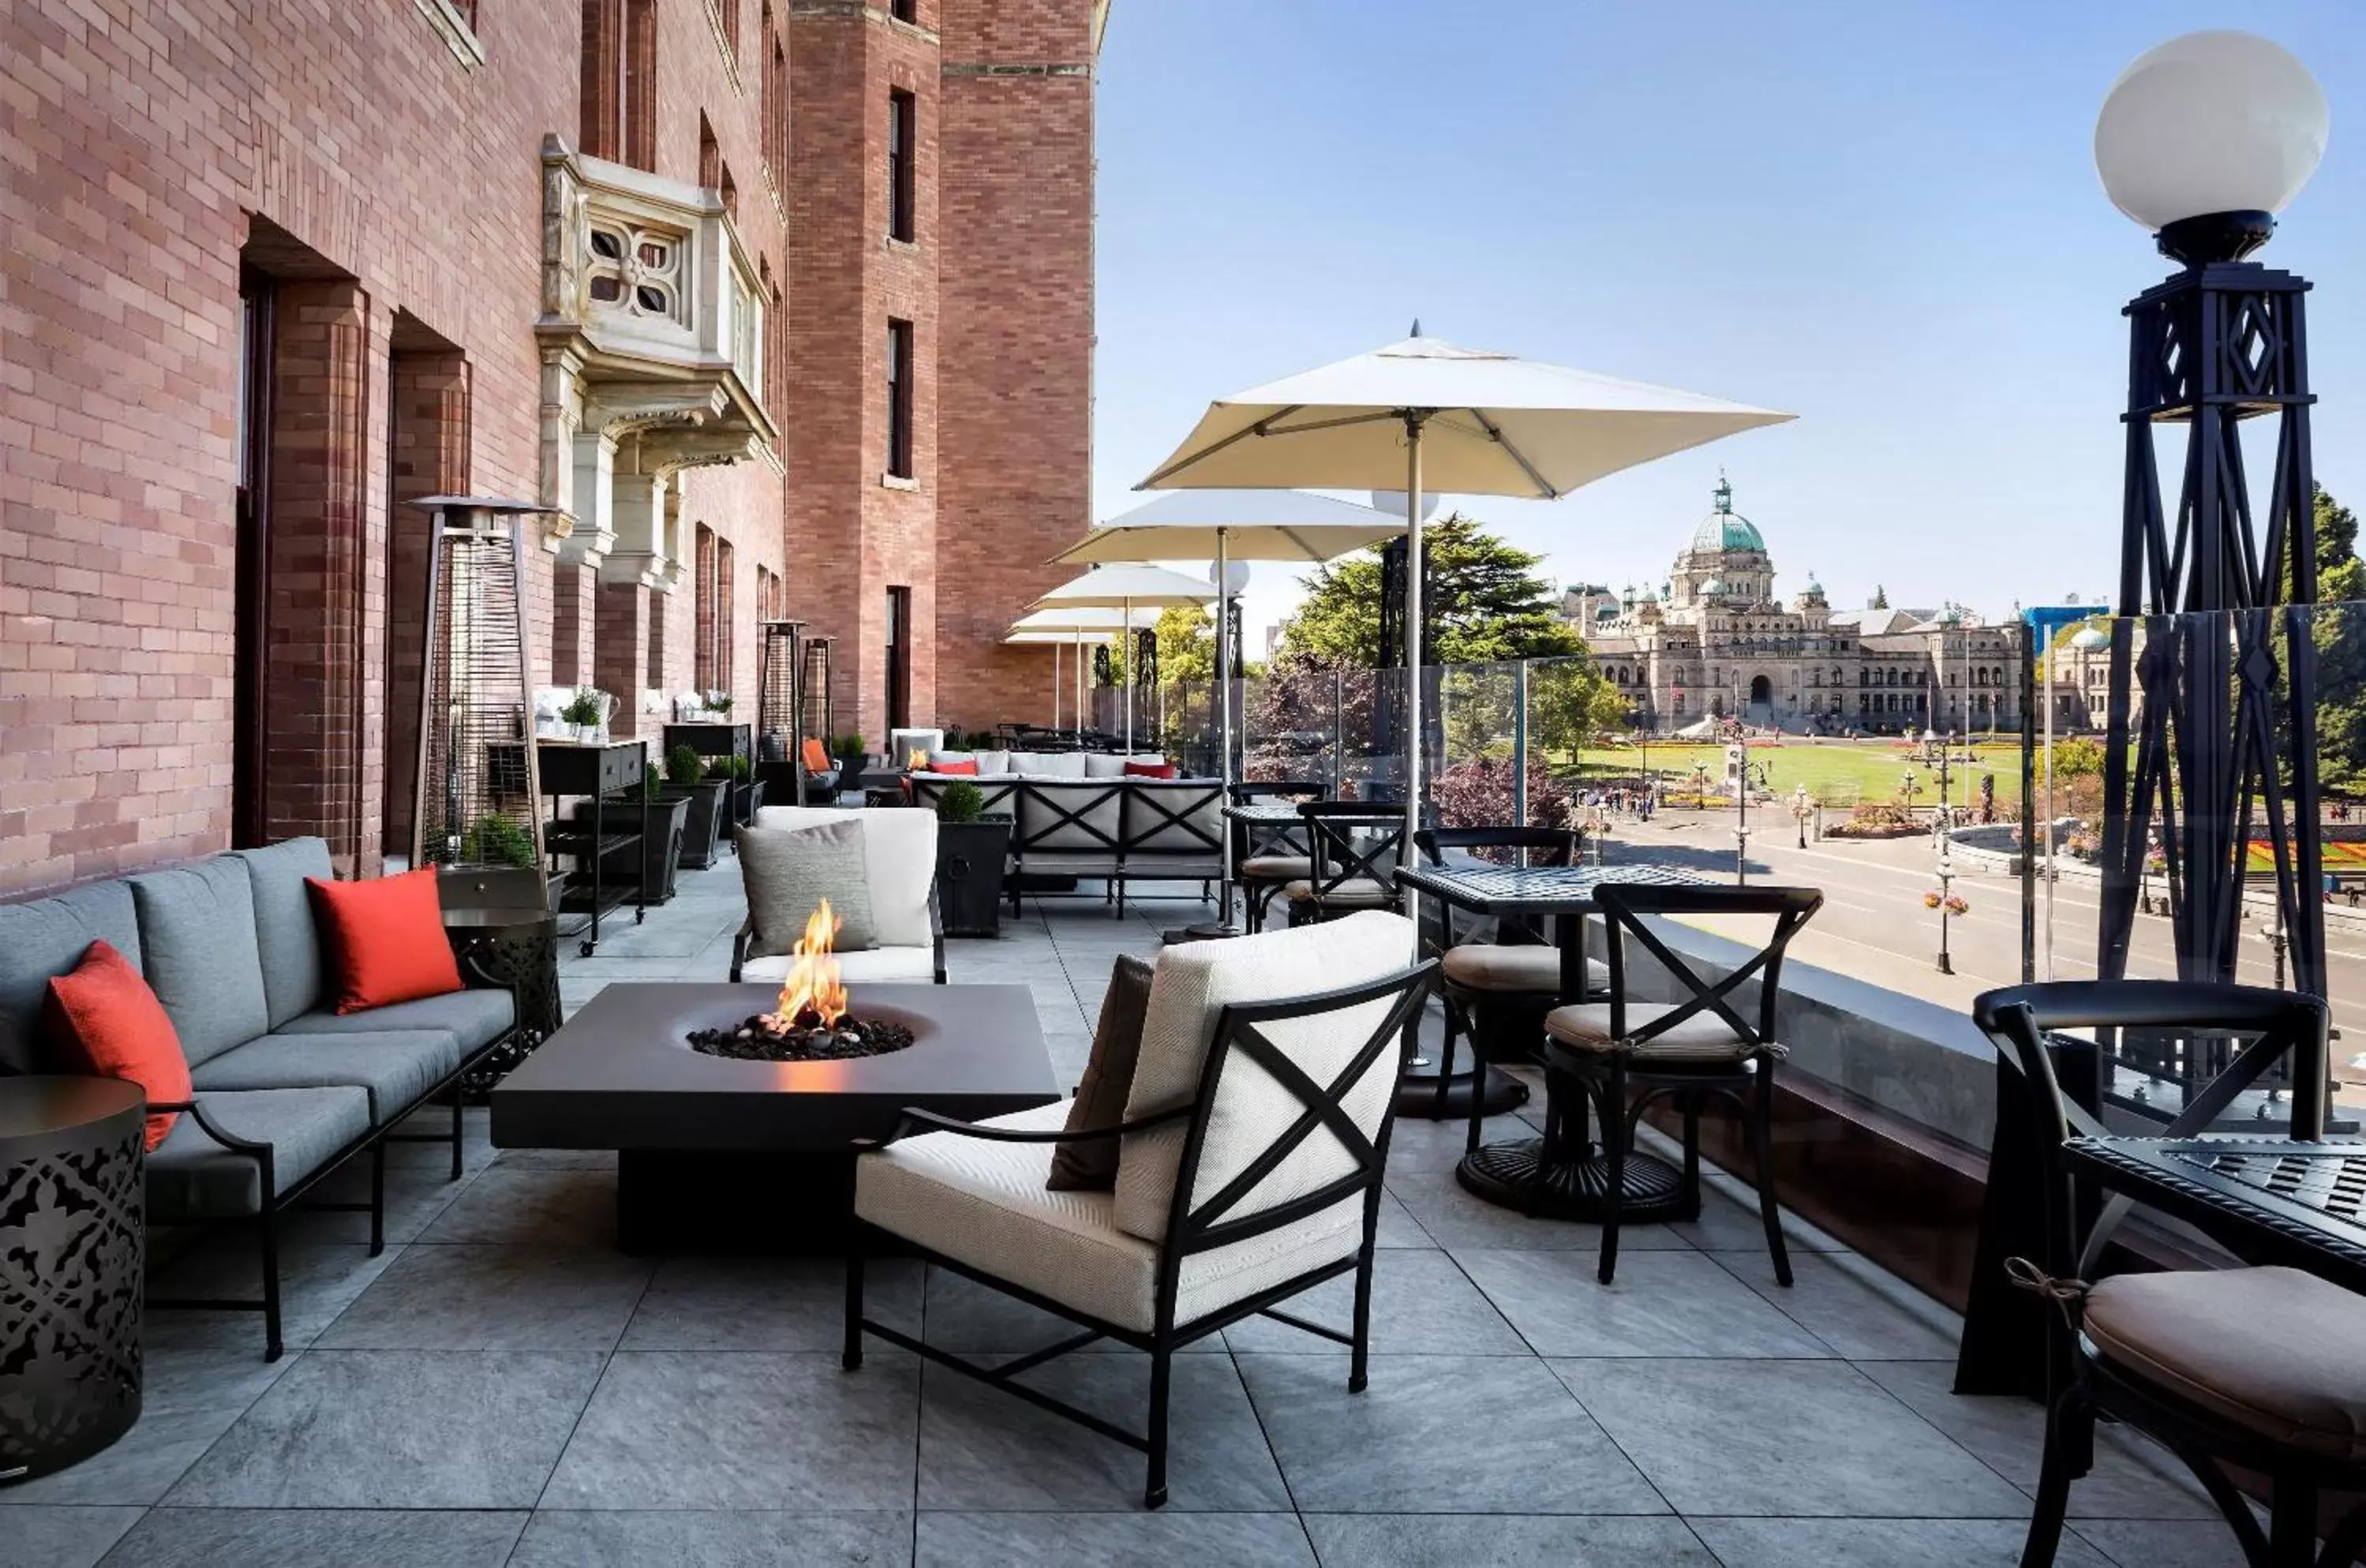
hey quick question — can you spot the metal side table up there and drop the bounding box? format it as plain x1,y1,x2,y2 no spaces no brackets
2,1076,145,1484
444,907,564,1098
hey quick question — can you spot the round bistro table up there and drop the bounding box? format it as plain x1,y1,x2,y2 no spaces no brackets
1,1076,145,1484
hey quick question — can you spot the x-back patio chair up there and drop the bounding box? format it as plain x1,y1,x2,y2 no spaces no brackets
841,911,1435,1506
1283,801,1406,925
1973,980,2366,1568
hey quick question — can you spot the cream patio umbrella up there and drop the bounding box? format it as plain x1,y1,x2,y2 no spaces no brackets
1028,563,1220,755
1007,606,1159,743
1051,489,1402,937
1137,328,1795,866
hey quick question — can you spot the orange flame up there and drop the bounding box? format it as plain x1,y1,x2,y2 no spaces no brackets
771,899,847,1029
907,747,931,769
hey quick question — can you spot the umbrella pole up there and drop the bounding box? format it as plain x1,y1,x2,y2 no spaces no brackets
1402,419,1426,874
1052,642,1061,732
1216,527,1234,926
1124,597,1135,756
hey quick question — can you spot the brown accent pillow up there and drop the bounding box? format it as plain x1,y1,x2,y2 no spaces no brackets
1047,953,1157,1192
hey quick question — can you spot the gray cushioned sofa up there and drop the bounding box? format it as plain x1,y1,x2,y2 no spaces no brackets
908,773,1225,915
0,837,516,1359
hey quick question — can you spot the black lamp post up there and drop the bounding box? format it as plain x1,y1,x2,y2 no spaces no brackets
2093,31,2330,1005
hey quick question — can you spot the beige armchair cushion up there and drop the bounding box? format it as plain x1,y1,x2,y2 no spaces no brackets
2083,1265,2366,1461
1280,878,1393,905
1237,855,1311,881
1114,911,1417,1244
754,804,936,949
1544,1001,1754,1061
855,1101,1362,1334
738,945,934,984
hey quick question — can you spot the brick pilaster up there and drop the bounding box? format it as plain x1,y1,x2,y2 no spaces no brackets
384,349,471,861
593,580,653,739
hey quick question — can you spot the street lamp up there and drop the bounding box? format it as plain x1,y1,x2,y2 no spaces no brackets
2093,32,2331,1001
1931,852,1960,975
1921,726,1956,836
1793,782,1810,848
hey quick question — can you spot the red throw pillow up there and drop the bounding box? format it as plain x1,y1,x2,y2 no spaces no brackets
43,939,192,1151
306,867,465,1014
802,738,830,772
933,758,980,776
1124,761,1177,780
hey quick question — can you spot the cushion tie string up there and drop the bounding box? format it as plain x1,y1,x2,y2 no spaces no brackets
2005,1256,2091,1324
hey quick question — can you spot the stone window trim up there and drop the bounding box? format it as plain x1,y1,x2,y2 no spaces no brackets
704,0,747,90
414,0,485,69
880,473,920,492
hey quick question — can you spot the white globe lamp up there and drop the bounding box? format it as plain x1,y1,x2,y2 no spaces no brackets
1207,559,1251,596
2095,31,2328,265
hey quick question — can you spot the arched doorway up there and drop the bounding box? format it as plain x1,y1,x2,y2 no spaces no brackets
1749,674,1772,704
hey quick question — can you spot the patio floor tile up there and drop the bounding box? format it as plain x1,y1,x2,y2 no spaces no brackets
919,1264,1225,1355
1705,1248,1962,1360
540,1352,920,1510
1856,1360,2217,1520
621,1255,922,1352
1234,1353,1666,1515
1456,1247,1833,1358
2071,1518,2250,1568
1686,1517,2116,1566
95,1508,527,1567
1549,1358,2030,1518
0,1506,141,1568
510,1510,915,1567
917,1353,1289,1511
1219,1248,1528,1357
1386,1172,1693,1252
0,1345,295,1506
916,1510,1315,1566
1301,1513,1716,1566
414,1166,617,1248
144,1238,403,1353
161,1350,605,1509
314,1244,653,1352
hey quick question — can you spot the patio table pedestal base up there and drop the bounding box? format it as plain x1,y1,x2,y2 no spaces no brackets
1455,1136,1691,1222
617,1149,861,1256
1395,1064,1529,1121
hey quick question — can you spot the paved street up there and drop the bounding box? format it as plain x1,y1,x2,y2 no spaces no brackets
1598,808,2366,1102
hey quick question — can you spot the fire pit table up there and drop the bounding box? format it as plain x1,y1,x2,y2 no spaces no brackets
489,982,1057,1253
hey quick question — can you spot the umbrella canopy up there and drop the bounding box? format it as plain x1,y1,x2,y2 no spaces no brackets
1054,488,1402,567
1029,563,1218,611
1139,333,1793,496
1136,329,1793,870
1007,606,1159,635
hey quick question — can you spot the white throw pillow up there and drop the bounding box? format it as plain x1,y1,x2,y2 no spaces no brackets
1113,911,1417,1243
974,751,1013,777
1022,751,1088,780
751,804,936,949
1083,753,1128,779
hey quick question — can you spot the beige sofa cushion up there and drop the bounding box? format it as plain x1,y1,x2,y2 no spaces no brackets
1114,911,1417,1243
754,805,935,949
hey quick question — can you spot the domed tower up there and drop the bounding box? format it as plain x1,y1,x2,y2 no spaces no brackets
1791,570,1830,629
1669,473,1774,608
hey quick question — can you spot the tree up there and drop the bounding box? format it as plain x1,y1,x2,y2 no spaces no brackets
1274,512,1622,762
1870,584,1890,610
2305,485,2366,788
1147,604,1215,690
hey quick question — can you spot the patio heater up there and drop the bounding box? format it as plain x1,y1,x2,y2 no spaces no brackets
756,619,807,806
2092,32,2330,1012
802,638,833,756
407,496,548,888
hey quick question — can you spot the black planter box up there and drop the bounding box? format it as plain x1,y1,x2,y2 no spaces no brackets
571,795,690,903
936,817,1013,938
728,779,762,831
669,779,731,869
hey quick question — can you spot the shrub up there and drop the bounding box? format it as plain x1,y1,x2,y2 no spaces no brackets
830,733,867,762
558,687,605,727
457,813,537,868
934,779,984,824
1824,800,1922,840
725,754,751,782
1431,756,1575,834
666,745,707,786
644,763,664,801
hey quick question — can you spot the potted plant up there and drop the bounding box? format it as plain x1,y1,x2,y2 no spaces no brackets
830,732,869,770
567,762,690,902
665,743,730,869
559,687,606,743
931,778,1012,938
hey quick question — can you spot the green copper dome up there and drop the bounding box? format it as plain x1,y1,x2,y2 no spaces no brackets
1690,474,1765,553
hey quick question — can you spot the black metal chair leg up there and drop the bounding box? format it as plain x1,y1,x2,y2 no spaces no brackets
1680,1094,1702,1221
1145,1345,1172,1509
1753,1065,1793,1287
1598,1063,1627,1285
1349,1245,1374,1394
369,1140,387,1256
2269,1480,2319,1568
842,1246,866,1371
1431,999,1461,1117
449,1087,466,1181
2019,1394,2079,1568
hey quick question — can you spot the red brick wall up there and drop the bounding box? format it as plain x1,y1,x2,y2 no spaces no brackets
0,0,788,896
383,346,473,861
934,0,1095,731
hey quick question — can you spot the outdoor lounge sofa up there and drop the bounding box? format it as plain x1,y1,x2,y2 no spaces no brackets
908,765,1224,915
0,837,516,1359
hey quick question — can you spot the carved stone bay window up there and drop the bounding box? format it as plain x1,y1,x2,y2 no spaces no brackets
536,134,779,581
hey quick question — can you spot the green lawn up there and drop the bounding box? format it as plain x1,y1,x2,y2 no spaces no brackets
1566,738,2028,809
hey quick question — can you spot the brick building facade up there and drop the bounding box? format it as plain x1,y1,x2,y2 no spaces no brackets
0,0,1101,898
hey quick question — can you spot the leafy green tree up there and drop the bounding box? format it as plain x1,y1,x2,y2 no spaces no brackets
2304,485,2366,788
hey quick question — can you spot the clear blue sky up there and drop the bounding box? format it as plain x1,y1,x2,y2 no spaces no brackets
1090,0,2366,642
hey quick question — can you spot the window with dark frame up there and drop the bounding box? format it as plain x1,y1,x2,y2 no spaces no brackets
885,586,912,732
885,317,914,478
622,0,657,171
890,0,915,22
887,88,916,242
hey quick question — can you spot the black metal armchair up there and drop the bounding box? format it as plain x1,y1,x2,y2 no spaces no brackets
1230,779,1323,930
1283,802,1406,926
1971,980,2366,1568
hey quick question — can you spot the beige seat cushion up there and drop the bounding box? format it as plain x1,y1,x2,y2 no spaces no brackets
1238,855,1312,881
855,1101,1364,1334
1544,1001,1753,1061
1439,945,1608,995
738,945,935,984
1280,878,1393,904
2083,1266,2366,1461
